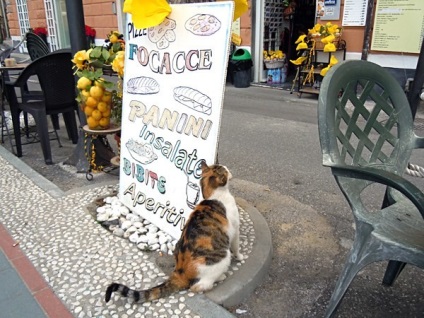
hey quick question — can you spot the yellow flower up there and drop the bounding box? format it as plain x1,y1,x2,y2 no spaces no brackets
323,42,336,52
123,0,172,29
328,25,339,35
313,23,322,33
329,55,338,66
112,51,125,77
72,50,89,70
295,35,307,44
296,42,308,51
320,65,331,76
321,34,335,44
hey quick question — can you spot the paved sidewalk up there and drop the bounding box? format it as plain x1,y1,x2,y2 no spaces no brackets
0,145,272,318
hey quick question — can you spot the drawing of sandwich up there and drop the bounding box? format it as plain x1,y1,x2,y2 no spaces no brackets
173,86,212,115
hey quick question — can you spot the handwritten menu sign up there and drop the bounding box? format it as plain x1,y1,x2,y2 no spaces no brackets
119,2,234,239
342,0,368,26
371,0,424,53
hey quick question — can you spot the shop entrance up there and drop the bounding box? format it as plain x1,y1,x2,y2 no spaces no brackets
259,0,316,85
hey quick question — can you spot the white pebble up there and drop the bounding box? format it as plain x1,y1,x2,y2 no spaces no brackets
150,243,160,250
129,232,139,243
133,221,143,228
137,235,148,243
96,206,106,213
148,237,159,245
121,220,132,230
97,214,109,222
137,243,148,250
113,228,124,237
159,235,168,245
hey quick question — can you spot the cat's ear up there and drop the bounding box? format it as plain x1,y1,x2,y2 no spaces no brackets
218,174,228,186
200,160,209,173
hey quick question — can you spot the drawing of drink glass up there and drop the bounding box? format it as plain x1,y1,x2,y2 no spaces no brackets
185,172,200,208
186,182,200,208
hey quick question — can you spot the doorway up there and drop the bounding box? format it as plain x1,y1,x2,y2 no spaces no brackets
255,0,317,84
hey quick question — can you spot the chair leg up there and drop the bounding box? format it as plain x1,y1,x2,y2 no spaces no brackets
23,112,29,138
325,224,375,318
11,108,23,157
50,114,60,130
63,111,79,144
32,112,53,164
382,261,406,286
53,128,62,148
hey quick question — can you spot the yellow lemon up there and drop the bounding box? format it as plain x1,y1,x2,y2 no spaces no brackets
91,110,102,121
99,117,110,128
87,116,99,129
94,80,105,89
84,106,94,117
77,77,92,90
97,101,109,113
109,34,118,43
90,86,103,99
81,90,90,98
102,91,112,103
85,96,97,108
102,108,111,117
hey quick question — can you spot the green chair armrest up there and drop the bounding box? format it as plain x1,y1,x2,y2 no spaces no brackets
330,164,424,218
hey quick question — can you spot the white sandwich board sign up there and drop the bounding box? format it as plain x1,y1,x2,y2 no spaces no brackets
119,2,234,239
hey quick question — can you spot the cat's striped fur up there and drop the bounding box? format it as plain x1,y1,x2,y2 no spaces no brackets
105,161,243,303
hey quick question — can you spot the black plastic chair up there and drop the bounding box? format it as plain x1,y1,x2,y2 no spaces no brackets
5,51,79,164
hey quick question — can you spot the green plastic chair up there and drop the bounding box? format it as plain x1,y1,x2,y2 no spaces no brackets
317,60,424,317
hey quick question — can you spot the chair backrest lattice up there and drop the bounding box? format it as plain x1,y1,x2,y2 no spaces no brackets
334,79,400,168
319,60,414,179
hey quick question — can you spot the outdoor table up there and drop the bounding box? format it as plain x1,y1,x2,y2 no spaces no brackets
0,63,29,154
82,124,121,180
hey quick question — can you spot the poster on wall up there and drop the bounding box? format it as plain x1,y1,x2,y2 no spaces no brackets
318,0,341,21
119,2,234,239
371,0,424,53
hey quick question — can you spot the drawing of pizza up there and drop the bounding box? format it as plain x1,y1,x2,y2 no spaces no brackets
148,17,176,50
185,14,221,36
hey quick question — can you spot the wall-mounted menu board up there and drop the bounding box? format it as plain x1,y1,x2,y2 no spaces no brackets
371,0,424,53
342,0,368,26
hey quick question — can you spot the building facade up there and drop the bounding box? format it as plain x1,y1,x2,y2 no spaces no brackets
2,0,422,86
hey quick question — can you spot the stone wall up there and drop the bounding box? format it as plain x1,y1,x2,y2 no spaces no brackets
6,0,251,46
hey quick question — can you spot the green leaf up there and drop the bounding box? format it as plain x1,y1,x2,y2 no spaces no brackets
102,81,115,89
94,68,104,78
91,46,102,58
101,49,111,62
112,43,121,53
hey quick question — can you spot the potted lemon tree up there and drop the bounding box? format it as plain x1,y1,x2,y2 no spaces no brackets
72,31,125,130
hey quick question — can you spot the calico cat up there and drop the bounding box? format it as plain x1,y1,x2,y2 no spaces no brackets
105,161,243,303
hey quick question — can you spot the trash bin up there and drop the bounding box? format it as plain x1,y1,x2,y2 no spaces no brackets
229,48,253,88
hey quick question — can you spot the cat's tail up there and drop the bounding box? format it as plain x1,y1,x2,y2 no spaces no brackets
105,277,186,303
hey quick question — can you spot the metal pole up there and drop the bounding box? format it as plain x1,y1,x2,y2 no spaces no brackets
361,0,375,60
64,0,86,54
408,39,424,119
63,0,90,171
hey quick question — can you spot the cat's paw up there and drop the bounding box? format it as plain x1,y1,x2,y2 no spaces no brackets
190,281,214,293
234,253,244,261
